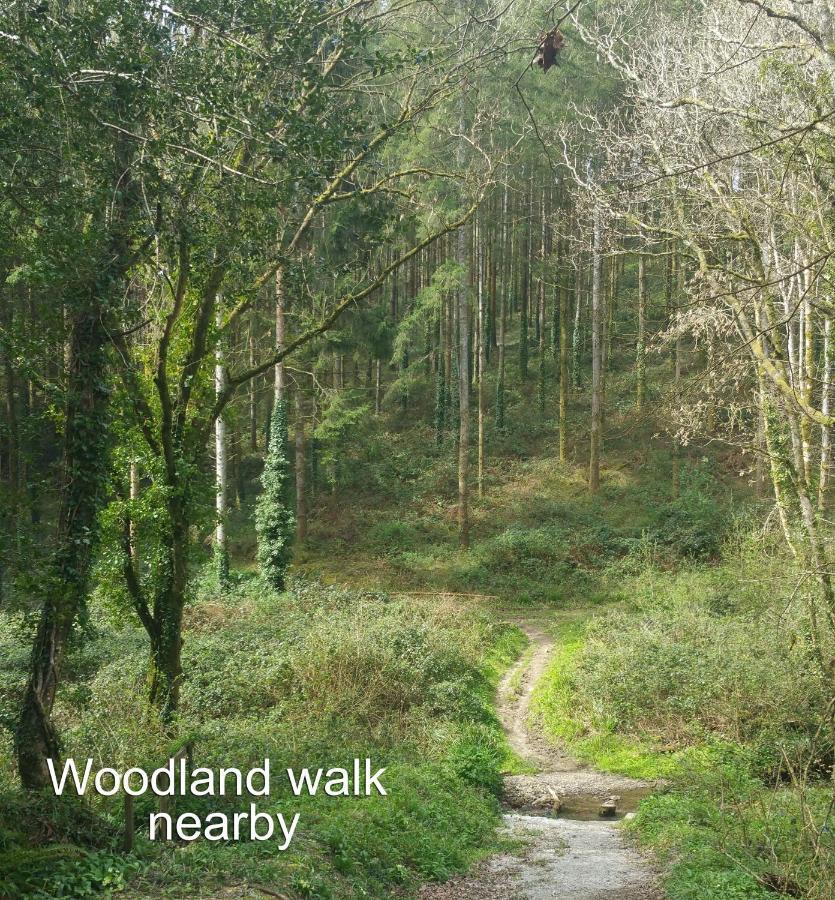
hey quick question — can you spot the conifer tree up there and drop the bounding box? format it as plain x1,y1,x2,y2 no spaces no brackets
256,399,296,591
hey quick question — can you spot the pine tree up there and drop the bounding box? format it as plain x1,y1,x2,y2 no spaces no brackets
256,399,296,592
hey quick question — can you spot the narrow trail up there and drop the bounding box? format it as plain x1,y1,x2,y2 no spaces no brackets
421,616,663,900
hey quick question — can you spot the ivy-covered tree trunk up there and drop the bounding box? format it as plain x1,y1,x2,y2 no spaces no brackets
256,399,295,591
16,290,112,788
16,111,136,786
146,497,190,721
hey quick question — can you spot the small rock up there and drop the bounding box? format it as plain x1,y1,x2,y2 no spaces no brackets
599,798,618,817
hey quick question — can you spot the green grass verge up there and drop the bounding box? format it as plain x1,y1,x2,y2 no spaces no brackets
531,619,682,781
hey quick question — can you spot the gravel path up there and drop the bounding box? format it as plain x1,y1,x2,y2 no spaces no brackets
421,617,664,900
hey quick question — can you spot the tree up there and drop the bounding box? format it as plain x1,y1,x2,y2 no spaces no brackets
5,2,160,788
256,398,295,592
567,0,835,759
635,252,646,411
7,0,506,784
589,206,604,493
559,261,571,462
215,308,230,590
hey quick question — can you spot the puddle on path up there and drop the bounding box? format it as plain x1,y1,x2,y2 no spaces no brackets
511,786,653,822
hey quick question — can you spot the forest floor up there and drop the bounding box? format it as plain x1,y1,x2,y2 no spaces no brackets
419,608,664,900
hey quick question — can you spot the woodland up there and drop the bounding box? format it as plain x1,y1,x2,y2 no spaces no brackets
1,1,835,898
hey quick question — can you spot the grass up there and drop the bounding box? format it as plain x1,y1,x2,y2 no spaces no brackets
531,618,684,781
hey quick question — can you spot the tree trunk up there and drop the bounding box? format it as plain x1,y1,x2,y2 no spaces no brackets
559,270,570,462
1,295,19,493
589,209,603,493
147,506,189,722
295,389,307,541
16,116,136,785
496,183,508,431
538,192,547,417
477,224,486,497
457,217,470,547
214,307,229,588
275,266,286,403
801,293,814,487
129,460,139,562
672,255,682,497
819,316,832,512
16,293,113,789
572,266,582,390
249,314,258,451
636,253,646,411
520,203,530,381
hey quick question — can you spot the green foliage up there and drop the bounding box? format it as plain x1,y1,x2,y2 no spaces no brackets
0,846,142,899
630,769,835,900
444,723,505,795
533,535,835,900
313,392,371,491
214,540,230,592
653,464,727,559
0,577,520,897
256,400,295,592
577,565,827,763
392,261,463,364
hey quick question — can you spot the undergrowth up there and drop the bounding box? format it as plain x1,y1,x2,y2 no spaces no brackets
0,576,525,898
532,534,835,900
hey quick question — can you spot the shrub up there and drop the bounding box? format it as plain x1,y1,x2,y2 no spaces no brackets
574,600,826,761
652,465,727,559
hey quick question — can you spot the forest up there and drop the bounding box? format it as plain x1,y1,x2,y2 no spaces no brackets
1,0,834,898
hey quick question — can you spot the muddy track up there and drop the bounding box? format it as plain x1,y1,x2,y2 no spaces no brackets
421,616,664,900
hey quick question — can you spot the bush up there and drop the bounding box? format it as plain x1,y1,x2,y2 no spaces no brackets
574,599,827,761
366,519,421,553
444,723,505,795
652,465,727,559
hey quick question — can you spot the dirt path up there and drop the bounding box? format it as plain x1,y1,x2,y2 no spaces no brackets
421,617,663,900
